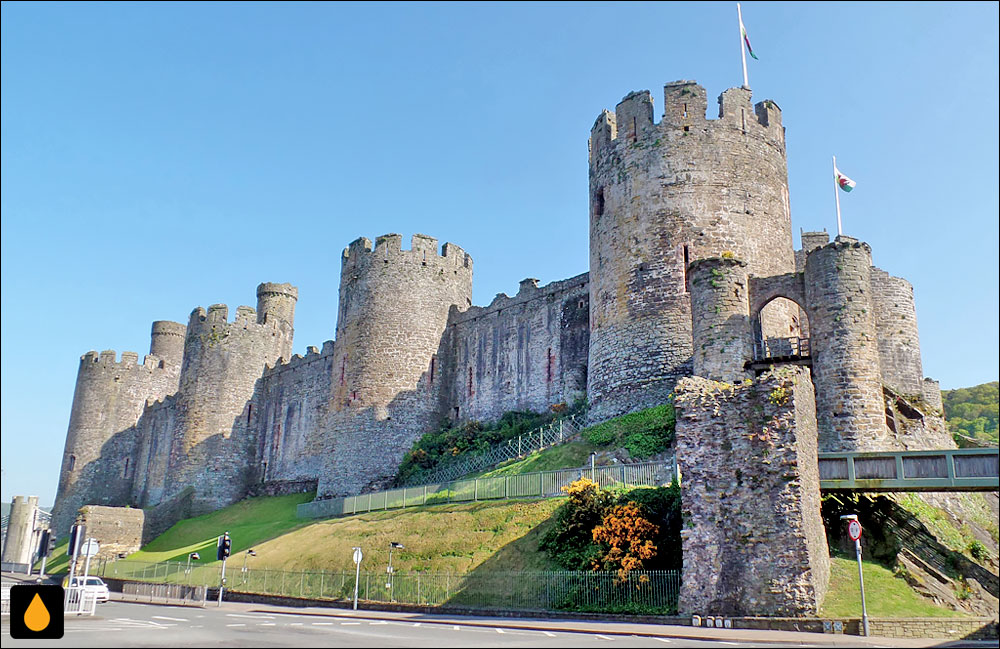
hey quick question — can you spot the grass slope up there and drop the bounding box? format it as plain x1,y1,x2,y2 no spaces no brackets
821,556,964,618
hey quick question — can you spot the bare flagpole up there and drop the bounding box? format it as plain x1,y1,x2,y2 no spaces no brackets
738,3,749,89
833,156,843,236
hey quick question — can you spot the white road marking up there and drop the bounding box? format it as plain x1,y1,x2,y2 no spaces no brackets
652,639,672,644
454,625,461,631
369,621,388,625
152,615,189,622
412,622,422,627
227,613,275,619
290,622,303,626
313,622,334,626
258,622,276,626
595,634,615,641
543,631,557,637
341,622,361,625
226,623,247,627
496,628,505,634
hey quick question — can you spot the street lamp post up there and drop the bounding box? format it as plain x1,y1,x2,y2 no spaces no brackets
242,549,256,584
387,542,404,603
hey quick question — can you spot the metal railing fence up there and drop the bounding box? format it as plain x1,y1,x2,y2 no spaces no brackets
298,460,674,520
97,559,679,613
402,412,588,486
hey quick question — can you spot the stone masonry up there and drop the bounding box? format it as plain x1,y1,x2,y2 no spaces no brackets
2,495,39,567
75,505,144,561
51,77,951,544
674,367,830,616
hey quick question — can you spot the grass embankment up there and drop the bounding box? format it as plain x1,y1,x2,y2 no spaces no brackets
821,555,965,618
468,404,676,479
98,494,562,577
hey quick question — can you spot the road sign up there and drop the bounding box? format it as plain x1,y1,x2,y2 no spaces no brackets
81,539,100,558
847,519,862,541
353,547,363,565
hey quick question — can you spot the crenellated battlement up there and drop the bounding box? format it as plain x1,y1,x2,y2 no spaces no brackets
589,81,784,166
79,349,171,372
341,233,473,272
449,272,589,326
263,340,335,376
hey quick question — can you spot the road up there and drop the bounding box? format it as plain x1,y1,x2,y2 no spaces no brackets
4,597,981,649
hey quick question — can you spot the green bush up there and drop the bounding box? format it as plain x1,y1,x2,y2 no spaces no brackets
582,403,675,459
967,539,988,562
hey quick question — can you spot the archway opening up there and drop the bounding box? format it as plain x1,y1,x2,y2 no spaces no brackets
756,296,810,359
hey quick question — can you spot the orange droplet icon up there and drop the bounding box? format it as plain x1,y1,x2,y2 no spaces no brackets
25,592,51,632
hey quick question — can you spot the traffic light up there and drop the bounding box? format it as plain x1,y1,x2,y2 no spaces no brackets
38,530,54,558
217,533,232,561
68,524,87,558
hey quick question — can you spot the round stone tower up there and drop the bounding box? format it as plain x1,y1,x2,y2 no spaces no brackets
1,495,39,566
804,236,886,451
50,326,183,538
587,81,795,421
870,268,923,397
317,233,472,497
150,320,186,367
164,286,296,511
688,256,753,383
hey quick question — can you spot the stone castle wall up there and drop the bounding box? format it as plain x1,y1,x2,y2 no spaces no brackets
2,496,39,566
443,274,590,423
587,81,796,423
688,257,752,383
675,367,830,616
75,505,144,561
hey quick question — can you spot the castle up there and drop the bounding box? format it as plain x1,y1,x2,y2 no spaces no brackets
50,79,953,546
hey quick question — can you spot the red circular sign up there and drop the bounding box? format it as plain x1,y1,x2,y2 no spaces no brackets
848,520,862,541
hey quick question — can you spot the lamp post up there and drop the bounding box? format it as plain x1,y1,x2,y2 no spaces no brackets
386,542,404,602
242,549,256,584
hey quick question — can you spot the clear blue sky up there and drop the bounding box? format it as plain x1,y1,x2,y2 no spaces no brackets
2,2,997,505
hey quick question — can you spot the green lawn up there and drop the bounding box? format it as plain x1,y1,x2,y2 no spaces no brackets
820,556,964,618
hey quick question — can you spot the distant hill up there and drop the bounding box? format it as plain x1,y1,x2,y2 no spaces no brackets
942,381,999,445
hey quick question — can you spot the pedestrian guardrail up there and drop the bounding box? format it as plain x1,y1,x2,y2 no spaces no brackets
298,459,675,520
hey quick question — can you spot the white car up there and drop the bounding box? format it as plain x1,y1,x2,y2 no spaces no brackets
66,576,110,603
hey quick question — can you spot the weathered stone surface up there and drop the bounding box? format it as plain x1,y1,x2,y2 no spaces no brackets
75,505,144,560
689,257,752,383
675,368,830,616
2,496,39,565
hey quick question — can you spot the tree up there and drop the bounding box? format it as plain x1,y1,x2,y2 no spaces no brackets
591,503,660,580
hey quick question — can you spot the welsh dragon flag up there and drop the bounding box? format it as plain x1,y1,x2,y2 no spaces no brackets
740,15,758,60
835,166,857,192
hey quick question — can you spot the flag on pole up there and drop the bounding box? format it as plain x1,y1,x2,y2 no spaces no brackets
740,12,758,60
834,167,857,192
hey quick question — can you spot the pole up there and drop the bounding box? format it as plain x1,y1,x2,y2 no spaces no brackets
39,554,48,578
833,156,843,236
218,556,227,607
737,3,749,89
353,557,361,610
82,540,93,579
855,537,870,636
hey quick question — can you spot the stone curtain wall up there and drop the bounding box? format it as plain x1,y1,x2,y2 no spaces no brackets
871,267,924,397
75,505,144,560
587,81,796,424
675,367,829,616
445,274,590,423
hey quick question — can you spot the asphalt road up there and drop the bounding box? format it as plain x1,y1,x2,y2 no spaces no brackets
0,599,857,648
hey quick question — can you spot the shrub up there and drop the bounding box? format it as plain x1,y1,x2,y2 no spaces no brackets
582,403,675,460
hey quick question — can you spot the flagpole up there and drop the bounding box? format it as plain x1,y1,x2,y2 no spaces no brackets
833,156,843,236
738,3,749,89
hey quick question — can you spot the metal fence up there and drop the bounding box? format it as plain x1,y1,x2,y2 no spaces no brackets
402,413,588,486
97,559,679,613
298,460,675,519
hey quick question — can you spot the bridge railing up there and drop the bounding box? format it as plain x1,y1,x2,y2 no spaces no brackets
818,448,999,492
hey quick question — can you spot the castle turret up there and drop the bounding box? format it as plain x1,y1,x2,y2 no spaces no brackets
804,237,887,451
149,320,186,367
587,81,796,421
689,256,753,383
256,282,298,328
160,285,296,511
50,343,181,538
316,233,473,497
870,268,923,397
